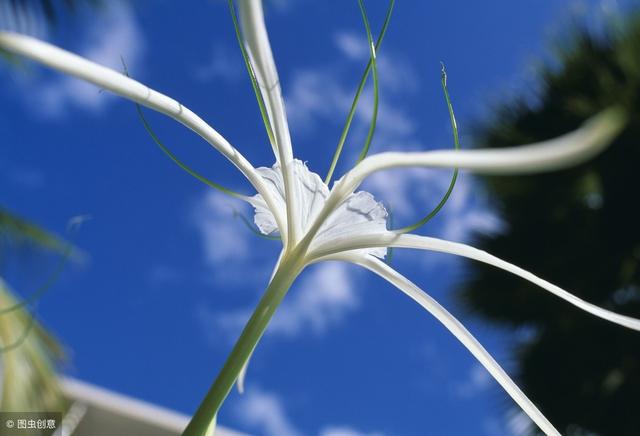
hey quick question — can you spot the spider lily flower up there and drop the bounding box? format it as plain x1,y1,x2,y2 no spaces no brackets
0,1,638,435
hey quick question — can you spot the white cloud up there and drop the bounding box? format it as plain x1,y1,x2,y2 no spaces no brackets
333,30,419,93
320,427,384,436
452,363,492,399
483,408,536,436
285,62,415,141
194,44,242,82
234,387,385,436
364,169,502,244
193,191,251,266
334,32,369,61
192,189,284,287
0,158,46,190
205,261,360,342
269,262,359,337
19,1,144,117
505,409,534,436
234,387,303,436
147,264,183,287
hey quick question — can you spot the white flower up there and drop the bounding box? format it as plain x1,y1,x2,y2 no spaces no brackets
1,1,638,435
250,160,388,259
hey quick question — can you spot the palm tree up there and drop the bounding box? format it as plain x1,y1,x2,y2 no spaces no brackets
458,12,640,436
0,0,101,26
0,209,68,413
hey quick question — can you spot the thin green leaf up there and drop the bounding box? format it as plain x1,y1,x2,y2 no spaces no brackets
0,309,35,352
0,209,68,254
0,278,66,412
325,0,394,185
0,233,73,315
396,63,460,233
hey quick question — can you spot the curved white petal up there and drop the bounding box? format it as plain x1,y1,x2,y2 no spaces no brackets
334,252,560,436
313,191,388,258
303,109,625,244
0,31,286,235
311,232,640,331
347,108,625,188
238,0,299,242
251,161,387,258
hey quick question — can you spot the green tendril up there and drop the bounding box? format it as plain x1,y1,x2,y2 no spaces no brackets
228,0,276,148
231,208,281,241
120,57,245,200
355,0,380,165
135,105,245,200
396,63,460,234
325,0,394,185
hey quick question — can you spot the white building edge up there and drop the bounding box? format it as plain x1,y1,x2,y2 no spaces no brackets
58,377,247,436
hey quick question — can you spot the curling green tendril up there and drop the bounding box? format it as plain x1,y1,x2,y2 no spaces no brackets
396,62,460,233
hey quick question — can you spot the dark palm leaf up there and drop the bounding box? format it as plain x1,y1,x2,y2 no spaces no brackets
457,12,640,436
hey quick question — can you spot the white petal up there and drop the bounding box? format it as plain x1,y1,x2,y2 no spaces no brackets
312,191,388,259
348,108,625,186
335,252,560,436
251,161,387,258
238,0,300,241
303,109,625,243
0,31,286,235
248,165,288,235
311,232,640,331
238,0,292,163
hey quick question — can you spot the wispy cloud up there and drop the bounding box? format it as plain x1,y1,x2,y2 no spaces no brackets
0,157,46,190
333,30,419,94
365,169,503,245
146,264,183,287
234,386,385,436
193,44,243,82
199,261,361,343
193,191,252,266
319,427,385,436
269,262,359,337
285,64,415,141
451,363,492,399
505,409,534,436
12,1,144,117
234,387,303,436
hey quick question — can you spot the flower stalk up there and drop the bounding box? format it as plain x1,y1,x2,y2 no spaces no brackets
183,248,306,436
0,2,637,435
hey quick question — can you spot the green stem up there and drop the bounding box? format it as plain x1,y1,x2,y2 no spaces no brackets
183,252,305,436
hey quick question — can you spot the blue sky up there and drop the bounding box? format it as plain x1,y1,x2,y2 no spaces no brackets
0,1,628,435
